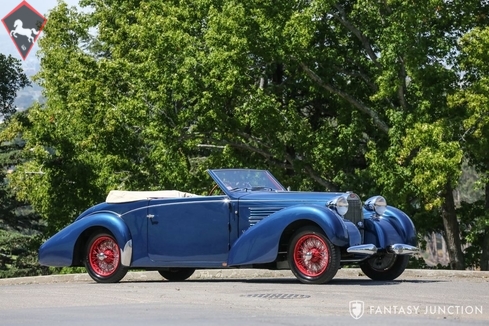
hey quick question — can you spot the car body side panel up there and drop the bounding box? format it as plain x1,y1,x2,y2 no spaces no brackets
227,205,349,266
146,197,231,266
38,213,132,267
344,220,362,246
120,206,149,266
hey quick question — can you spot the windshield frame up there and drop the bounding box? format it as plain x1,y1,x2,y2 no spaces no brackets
207,169,286,196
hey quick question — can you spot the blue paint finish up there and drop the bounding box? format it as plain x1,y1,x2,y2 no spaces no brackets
75,201,148,222
120,206,148,266
38,213,132,267
236,192,349,236
344,220,362,246
364,218,383,248
383,206,417,246
363,217,414,249
361,204,417,249
146,197,231,265
227,205,349,266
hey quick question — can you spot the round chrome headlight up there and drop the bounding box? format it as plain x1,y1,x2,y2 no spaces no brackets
329,195,349,216
364,196,387,216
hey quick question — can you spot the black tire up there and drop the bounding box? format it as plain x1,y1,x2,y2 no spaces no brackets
360,253,409,281
84,232,128,283
288,226,340,284
158,268,195,281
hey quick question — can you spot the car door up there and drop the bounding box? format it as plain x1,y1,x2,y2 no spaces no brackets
147,196,231,266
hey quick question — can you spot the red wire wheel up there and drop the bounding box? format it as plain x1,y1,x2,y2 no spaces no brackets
293,234,329,277
288,226,340,284
84,233,128,283
88,235,120,276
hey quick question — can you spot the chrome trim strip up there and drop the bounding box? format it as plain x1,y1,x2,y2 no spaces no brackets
121,199,235,216
147,199,233,210
239,199,327,203
120,239,132,266
387,244,419,255
88,210,121,217
347,244,378,255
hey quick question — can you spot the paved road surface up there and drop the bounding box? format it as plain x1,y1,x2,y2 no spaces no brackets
0,269,488,325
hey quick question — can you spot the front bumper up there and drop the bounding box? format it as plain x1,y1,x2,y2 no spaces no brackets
347,243,419,256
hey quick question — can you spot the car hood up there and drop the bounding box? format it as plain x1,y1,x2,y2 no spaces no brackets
235,190,353,203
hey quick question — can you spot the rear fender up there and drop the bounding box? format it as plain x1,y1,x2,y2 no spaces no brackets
38,213,132,267
228,205,348,266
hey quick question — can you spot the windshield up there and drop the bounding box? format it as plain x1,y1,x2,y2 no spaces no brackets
210,169,286,192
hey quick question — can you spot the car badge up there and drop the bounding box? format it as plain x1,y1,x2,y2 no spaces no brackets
348,192,358,199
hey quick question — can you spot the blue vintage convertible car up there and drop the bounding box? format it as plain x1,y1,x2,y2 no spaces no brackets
39,169,418,284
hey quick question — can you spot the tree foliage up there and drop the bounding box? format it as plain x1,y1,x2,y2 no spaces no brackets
6,0,489,272
1,115,47,278
0,54,31,120
449,26,489,270
0,52,47,279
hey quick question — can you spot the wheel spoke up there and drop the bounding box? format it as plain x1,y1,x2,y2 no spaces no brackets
293,234,330,277
89,236,120,277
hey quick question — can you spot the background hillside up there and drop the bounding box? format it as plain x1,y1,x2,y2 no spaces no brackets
0,34,43,112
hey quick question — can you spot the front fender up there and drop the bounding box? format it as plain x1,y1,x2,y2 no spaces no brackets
364,206,417,249
38,213,132,267
228,205,349,266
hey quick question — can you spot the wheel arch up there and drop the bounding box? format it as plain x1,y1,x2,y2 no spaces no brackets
72,226,114,267
39,212,132,268
228,205,349,266
278,219,322,253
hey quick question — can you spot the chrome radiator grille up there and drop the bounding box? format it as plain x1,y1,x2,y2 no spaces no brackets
345,196,364,228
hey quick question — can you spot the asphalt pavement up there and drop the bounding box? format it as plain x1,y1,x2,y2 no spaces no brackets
1,267,488,285
1,268,488,326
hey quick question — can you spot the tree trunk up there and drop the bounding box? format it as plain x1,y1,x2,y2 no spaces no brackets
441,183,465,270
481,231,489,271
480,184,489,271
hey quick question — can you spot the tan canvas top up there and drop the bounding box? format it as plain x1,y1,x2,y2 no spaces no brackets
106,190,199,203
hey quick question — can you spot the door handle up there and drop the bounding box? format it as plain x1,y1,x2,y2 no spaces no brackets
147,214,158,224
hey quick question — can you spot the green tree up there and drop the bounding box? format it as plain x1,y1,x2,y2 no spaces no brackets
450,27,489,270
0,54,30,120
0,53,45,277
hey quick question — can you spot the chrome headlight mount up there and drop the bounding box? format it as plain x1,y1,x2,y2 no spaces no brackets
364,195,387,216
328,195,349,216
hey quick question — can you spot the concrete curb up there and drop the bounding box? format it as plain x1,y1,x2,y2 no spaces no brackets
1,268,488,286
